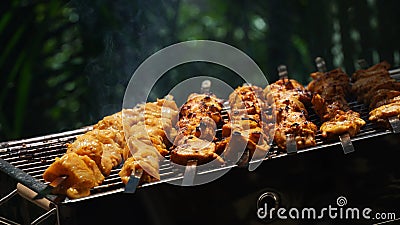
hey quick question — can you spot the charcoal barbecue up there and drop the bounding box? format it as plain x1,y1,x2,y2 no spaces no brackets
0,69,399,225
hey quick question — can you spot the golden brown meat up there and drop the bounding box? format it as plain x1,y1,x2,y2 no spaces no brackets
171,93,225,165
319,110,366,139
66,112,129,176
369,101,400,128
307,68,365,139
43,152,104,199
120,98,179,182
44,111,130,199
222,85,271,159
44,98,178,198
264,79,317,150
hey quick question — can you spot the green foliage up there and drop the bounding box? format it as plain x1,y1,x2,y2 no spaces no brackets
1,0,400,140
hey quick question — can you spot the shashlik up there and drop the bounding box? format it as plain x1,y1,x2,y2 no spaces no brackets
307,68,366,139
43,97,178,198
222,85,270,160
43,111,129,199
170,93,226,165
264,79,318,150
119,97,179,183
352,61,400,128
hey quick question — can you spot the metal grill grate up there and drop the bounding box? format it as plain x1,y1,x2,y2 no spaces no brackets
0,80,398,204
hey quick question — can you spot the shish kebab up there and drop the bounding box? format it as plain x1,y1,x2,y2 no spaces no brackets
352,60,400,133
307,57,366,152
264,65,318,152
43,97,179,198
222,84,271,165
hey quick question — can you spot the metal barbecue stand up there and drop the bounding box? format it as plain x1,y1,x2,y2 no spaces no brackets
1,62,400,224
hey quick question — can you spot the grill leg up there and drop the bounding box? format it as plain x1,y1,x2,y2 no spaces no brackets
31,207,57,225
0,189,17,207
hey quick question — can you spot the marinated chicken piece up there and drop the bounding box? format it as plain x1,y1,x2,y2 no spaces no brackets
43,152,104,199
44,97,178,199
44,111,130,198
265,79,312,105
264,79,317,150
320,110,366,139
171,93,225,165
66,112,129,176
119,157,154,184
171,137,223,165
222,85,271,159
121,98,179,181
369,101,400,128
308,68,365,139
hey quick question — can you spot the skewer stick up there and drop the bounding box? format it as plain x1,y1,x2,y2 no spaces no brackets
357,59,369,69
357,59,400,133
338,133,355,154
182,160,197,186
124,168,143,193
315,57,355,154
277,65,298,153
286,134,297,154
35,176,67,199
315,57,327,73
388,116,400,134
124,94,178,192
278,65,288,80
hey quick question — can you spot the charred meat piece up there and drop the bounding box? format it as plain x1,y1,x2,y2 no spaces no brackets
171,93,225,166
307,69,365,139
369,89,400,109
351,61,391,82
264,79,317,150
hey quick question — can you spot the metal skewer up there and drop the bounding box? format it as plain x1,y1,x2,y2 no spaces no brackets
124,168,143,193
182,160,197,186
277,65,298,154
388,116,400,133
315,57,355,154
285,134,297,154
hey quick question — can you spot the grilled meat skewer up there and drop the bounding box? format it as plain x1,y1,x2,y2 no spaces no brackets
119,98,179,183
352,61,400,129
265,78,318,150
170,93,226,166
222,85,271,161
308,68,365,139
44,97,178,198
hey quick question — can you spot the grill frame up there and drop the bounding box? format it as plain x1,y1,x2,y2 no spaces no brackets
0,96,396,204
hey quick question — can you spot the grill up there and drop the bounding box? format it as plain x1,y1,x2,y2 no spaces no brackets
1,71,399,225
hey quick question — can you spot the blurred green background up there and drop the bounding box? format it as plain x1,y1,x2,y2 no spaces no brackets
2,0,400,141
